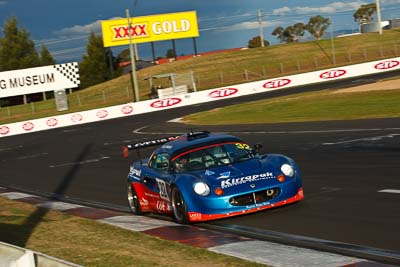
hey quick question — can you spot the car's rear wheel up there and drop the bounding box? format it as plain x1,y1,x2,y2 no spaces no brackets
171,187,189,224
127,180,142,215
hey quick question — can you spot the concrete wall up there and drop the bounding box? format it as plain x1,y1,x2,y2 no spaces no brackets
0,241,81,267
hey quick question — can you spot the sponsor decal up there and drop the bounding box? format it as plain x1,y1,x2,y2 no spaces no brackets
121,105,134,114
140,197,149,206
112,24,149,40
101,11,199,47
46,118,58,127
156,201,171,211
128,136,179,150
319,69,346,79
263,78,291,89
0,126,10,135
152,20,191,35
205,170,215,176
151,98,182,108
96,110,109,119
22,122,34,131
209,88,238,98
217,171,231,180
71,114,83,123
374,60,400,70
221,172,274,189
189,212,202,221
128,167,142,179
144,192,160,199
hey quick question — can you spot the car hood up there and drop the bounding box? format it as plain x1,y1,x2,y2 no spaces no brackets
191,157,283,193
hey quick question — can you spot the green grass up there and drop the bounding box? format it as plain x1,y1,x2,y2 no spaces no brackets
0,197,264,267
1,29,400,124
183,88,400,125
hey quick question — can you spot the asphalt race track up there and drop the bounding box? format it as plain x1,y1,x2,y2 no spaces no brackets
1,73,400,261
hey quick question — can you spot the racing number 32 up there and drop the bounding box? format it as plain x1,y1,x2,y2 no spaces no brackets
236,143,251,150
156,178,169,201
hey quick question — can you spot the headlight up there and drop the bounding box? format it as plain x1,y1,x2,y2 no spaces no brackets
281,164,294,177
193,182,210,196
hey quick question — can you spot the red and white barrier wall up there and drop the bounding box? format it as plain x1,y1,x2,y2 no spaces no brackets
1,57,399,138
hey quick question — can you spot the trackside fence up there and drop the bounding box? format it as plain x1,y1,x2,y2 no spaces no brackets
1,42,400,122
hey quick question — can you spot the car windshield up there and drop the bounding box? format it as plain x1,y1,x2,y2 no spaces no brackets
172,142,255,173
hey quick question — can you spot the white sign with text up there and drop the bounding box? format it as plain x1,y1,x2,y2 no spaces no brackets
0,63,80,98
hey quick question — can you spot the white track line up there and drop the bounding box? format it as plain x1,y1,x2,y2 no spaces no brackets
15,153,49,160
0,145,24,152
49,156,110,168
378,189,400,194
323,133,400,145
133,125,400,135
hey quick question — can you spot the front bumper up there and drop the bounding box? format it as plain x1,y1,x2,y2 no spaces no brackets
188,187,304,222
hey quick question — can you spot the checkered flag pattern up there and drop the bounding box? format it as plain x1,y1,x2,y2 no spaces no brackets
53,62,80,85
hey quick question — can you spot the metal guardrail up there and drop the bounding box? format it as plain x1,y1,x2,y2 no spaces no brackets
0,241,81,267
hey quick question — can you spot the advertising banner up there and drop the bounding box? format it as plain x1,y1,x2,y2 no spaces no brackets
0,63,80,98
101,11,199,47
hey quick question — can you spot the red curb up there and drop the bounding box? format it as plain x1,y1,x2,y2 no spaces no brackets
65,207,125,220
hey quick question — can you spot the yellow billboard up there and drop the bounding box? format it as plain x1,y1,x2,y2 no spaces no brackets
101,11,199,47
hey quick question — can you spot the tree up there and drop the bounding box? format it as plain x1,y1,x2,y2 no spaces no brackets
353,3,376,24
291,23,306,42
272,26,285,43
305,15,331,40
39,44,55,65
247,36,270,48
272,23,305,43
0,16,40,71
117,48,130,62
79,31,112,88
165,49,176,58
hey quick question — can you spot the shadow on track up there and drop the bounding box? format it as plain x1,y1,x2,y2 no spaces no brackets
0,144,93,247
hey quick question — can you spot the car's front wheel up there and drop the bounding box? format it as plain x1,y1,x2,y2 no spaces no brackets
127,180,142,215
171,187,189,224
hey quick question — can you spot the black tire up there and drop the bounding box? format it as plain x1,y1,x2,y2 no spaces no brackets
171,187,189,224
127,180,142,215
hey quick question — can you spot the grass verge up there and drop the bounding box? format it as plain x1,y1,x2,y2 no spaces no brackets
0,197,265,267
183,88,400,125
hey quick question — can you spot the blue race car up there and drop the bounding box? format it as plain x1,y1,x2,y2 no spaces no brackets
123,131,303,224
